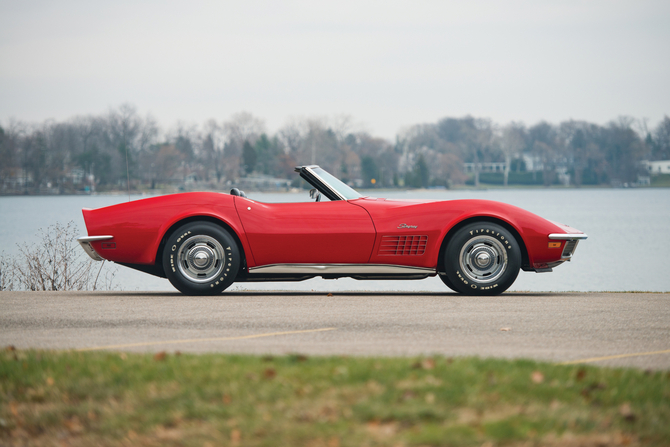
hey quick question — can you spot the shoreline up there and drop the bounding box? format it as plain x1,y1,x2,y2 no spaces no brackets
2,183,668,198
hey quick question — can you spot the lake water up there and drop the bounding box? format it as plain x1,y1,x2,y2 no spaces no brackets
1,188,669,293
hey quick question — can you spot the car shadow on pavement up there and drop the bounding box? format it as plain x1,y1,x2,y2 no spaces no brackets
88,291,561,297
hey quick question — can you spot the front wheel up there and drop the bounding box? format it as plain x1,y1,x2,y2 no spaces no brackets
438,272,458,293
442,222,521,295
163,222,240,295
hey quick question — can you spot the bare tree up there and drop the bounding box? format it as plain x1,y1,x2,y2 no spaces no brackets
277,117,307,155
465,118,495,188
201,119,225,183
223,112,266,147
1,107,661,193
0,120,25,193
222,112,266,179
652,116,670,160
500,123,526,186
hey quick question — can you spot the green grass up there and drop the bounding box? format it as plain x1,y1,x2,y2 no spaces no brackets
651,174,670,187
2,349,669,446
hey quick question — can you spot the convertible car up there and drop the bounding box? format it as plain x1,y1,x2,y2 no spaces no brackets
78,165,586,295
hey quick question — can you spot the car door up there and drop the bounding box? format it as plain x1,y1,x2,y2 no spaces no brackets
234,197,376,266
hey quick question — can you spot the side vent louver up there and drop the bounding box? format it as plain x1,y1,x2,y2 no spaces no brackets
379,235,428,256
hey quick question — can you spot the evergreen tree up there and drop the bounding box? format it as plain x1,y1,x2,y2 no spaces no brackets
242,140,257,175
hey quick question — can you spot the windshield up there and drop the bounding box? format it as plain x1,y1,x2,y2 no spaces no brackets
312,167,362,200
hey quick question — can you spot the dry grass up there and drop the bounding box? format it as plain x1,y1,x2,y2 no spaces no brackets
2,349,669,446
0,221,115,291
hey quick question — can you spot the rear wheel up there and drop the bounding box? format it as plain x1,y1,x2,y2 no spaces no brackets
443,222,521,295
163,222,240,295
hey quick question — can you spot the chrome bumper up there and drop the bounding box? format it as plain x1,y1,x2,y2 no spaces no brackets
530,233,588,272
77,235,113,261
548,233,588,240
548,233,588,261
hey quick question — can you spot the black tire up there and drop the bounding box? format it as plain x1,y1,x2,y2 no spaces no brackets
163,222,240,295
443,222,521,295
438,272,458,293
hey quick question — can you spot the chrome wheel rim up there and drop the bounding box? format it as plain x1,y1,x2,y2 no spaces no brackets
459,235,508,284
177,235,226,283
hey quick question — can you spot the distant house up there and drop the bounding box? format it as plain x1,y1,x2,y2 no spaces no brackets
463,162,507,173
521,154,543,172
641,160,670,175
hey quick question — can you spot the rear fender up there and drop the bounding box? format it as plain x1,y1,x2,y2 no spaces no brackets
81,193,254,268
155,214,251,278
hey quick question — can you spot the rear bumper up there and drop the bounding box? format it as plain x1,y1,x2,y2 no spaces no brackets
77,235,113,261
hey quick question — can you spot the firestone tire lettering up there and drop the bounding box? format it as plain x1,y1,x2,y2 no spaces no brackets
441,222,521,296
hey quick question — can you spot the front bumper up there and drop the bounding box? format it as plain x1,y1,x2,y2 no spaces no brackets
548,233,588,261
527,232,588,273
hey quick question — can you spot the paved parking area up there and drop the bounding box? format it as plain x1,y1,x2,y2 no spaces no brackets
1,291,669,369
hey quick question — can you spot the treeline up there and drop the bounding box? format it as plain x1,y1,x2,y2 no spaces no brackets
1,104,669,194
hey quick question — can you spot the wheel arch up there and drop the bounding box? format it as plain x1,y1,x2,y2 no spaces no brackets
155,215,248,279
437,216,529,274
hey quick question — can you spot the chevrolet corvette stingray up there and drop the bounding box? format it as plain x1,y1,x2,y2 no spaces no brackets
78,165,587,295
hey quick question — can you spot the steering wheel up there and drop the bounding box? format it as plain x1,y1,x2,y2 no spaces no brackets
309,188,322,202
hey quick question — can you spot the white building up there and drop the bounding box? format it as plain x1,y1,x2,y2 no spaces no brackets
463,162,507,173
641,160,670,174
522,154,543,172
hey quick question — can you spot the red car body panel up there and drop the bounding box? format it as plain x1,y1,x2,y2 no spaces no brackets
82,193,251,266
81,192,579,272
234,197,376,266
352,197,572,268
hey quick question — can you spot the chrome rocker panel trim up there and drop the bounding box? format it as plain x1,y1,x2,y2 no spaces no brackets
77,235,113,261
248,263,436,276
548,233,588,240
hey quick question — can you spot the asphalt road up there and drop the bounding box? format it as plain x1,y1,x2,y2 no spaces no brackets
1,291,669,369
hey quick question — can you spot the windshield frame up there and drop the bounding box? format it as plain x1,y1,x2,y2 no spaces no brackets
295,165,363,201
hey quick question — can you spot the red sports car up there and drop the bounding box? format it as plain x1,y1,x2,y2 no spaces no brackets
78,165,586,295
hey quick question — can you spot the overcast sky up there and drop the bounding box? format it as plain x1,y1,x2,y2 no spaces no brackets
1,0,668,139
